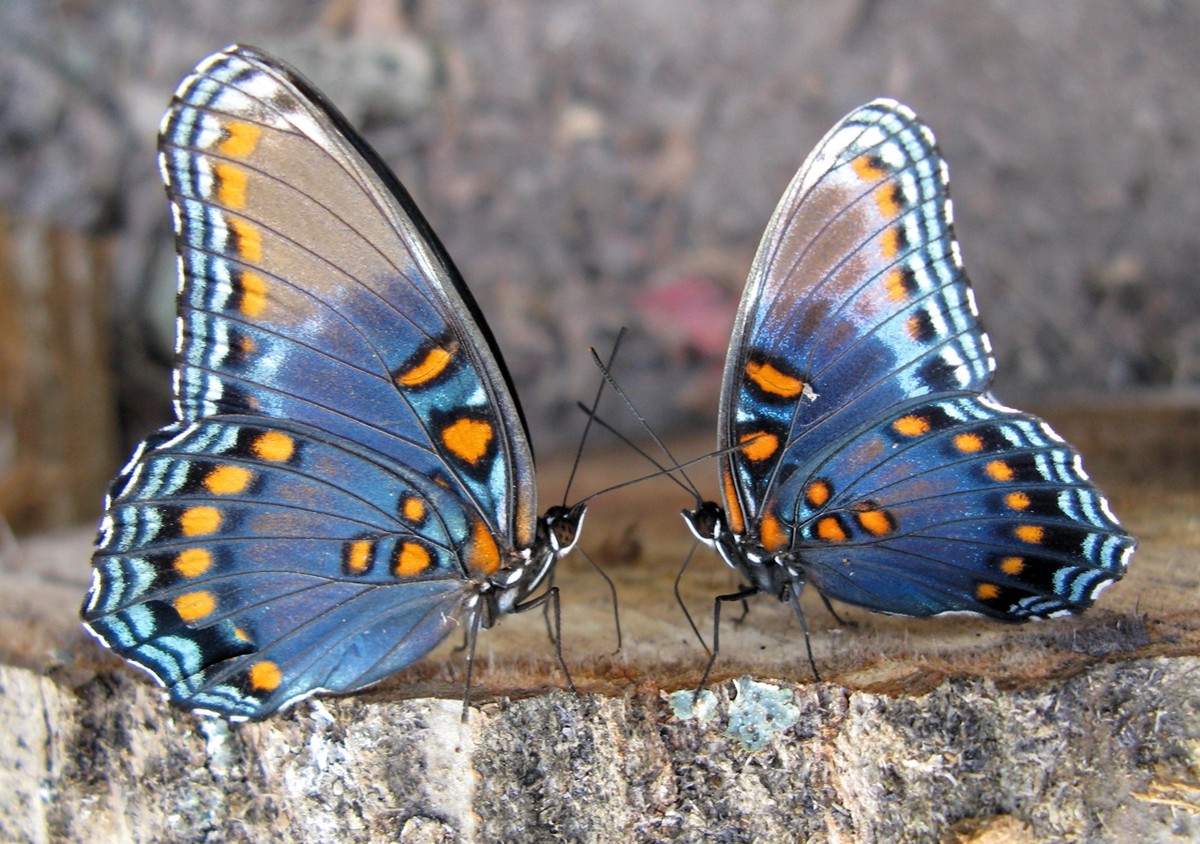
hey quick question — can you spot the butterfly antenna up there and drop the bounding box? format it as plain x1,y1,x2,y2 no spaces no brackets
576,409,767,503
573,402,696,500
586,346,705,503
562,328,627,507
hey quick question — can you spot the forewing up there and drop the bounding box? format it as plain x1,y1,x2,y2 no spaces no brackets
719,100,991,525
161,46,536,546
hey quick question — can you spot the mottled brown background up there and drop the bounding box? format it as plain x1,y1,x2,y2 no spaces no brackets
1,0,1197,532
3,6,1199,841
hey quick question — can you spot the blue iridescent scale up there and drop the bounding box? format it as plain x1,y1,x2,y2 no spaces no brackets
684,100,1134,643
82,45,584,719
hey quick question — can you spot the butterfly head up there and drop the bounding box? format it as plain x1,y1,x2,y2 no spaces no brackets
683,500,792,596
542,502,588,557
489,502,586,618
682,500,725,547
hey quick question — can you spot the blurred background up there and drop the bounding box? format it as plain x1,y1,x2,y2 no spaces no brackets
1,0,1197,535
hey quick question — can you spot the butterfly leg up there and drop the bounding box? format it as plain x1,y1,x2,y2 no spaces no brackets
674,543,711,654
534,552,621,654
788,584,822,682
452,624,471,654
510,586,578,695
461,599,487,721
731,596,752,626
579,547,622,654
817,591,855,628
694,586,760,703
539,569,559,645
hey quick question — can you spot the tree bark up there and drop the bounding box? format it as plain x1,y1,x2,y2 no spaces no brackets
3,406,1197,843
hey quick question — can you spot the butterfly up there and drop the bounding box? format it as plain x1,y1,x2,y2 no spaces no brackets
682,99,1136,684
81,45,587,720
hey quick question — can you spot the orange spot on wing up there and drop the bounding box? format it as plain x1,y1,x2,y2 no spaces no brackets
986,460,1014,482
1000,556,1025,576
253,431,294,463
816,516,848,543
174,548,213,578
875,183,901,218
852,155,887,181
805,480,831,508
976,583,1000,601
205,465,251,495
397,345,455,387
893,415,930,437
745,360,805,398
905,314,923,341
401,497,427,523
228,216,262,262
394,542,432,576
1015,525,1045,544
881,227,902,259
174,590,216,622
885,269,910,303
855,507,895,536
442,418,493,464
1005,492,1031,511
249,660,282,691
468,519,501,575
954,433,984,454
759,513,788,552
238,271,267,318
214,161,249,209
739,431,779,462
346,540,371,574
181,506,220,536
721,469,745,535
219,121,262,158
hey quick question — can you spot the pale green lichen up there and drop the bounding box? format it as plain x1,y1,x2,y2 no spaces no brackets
668,688,718,722
726,678,799,751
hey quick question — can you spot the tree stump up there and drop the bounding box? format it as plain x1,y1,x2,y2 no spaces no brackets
2,405,1197,842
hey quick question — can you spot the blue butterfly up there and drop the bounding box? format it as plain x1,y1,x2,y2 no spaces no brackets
682,99,1135,681
81,45,586,719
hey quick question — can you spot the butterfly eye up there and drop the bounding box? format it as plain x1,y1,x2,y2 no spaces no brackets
544,503,587,553
682,502,724,542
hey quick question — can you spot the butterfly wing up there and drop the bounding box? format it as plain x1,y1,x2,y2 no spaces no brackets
83,46,534,717
163,46,536,545
719,100,991,529
86,417,485,716
718,99,1132,616
771,395,1133,617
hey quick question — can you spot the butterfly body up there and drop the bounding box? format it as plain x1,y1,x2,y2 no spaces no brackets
82,45,583,719
684,100,1134,654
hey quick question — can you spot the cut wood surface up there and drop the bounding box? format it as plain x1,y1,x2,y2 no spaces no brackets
2,402,1198,842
